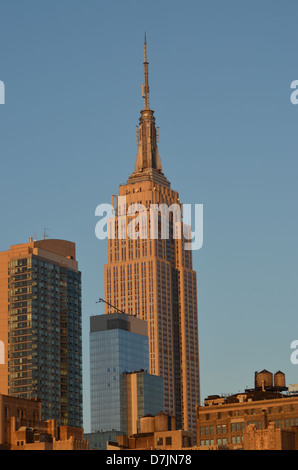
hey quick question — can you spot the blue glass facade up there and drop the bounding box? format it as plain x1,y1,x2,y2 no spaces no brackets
140,373,164,417
119,371,164,436
90,314,149,433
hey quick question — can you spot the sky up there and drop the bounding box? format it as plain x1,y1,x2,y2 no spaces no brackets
0,0,297,433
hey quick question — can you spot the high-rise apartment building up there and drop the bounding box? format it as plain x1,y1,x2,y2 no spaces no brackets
104,39,200,434
0,239,82,427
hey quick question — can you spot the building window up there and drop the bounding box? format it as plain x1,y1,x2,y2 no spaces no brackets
183,436,191,447
165,437,172,446
157,437,163,446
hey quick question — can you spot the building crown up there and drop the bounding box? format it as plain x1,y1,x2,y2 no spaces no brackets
128,36,170,187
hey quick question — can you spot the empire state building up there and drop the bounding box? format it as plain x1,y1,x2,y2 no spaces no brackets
104,38,200,435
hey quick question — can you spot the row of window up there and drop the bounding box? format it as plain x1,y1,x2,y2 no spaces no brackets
203,404,297,420
156,436,173,446
200,436,242,446
200,416,298,436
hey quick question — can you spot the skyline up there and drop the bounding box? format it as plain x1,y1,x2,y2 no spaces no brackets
0,0,297,434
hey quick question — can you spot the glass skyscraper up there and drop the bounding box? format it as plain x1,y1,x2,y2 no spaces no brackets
89,313,150,433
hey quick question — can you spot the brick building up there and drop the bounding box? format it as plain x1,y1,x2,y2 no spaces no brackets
107,411,193,450
196,370,298,450
243,422,298,450
0,394,88,450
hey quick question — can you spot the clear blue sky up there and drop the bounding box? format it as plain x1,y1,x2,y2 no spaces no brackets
0,0,297,433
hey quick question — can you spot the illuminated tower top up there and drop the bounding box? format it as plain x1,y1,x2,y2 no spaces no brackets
128,35,170,187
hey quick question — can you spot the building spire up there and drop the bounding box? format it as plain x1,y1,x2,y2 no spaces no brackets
142,33,150,109
128,35,170,187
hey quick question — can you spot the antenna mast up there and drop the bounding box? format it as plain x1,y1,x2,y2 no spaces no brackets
96,297,126,315
142,33,150,109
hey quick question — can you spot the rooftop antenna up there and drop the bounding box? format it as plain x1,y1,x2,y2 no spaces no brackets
43,227,50,240
142,32,150,109
96,297,126,315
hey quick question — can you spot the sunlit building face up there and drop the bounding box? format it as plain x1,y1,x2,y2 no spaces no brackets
104,39,200,436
